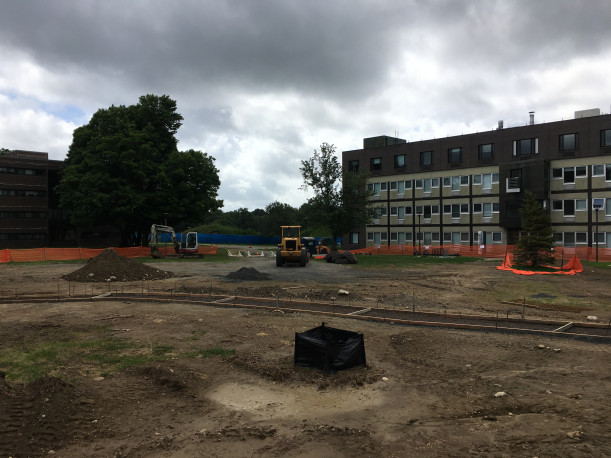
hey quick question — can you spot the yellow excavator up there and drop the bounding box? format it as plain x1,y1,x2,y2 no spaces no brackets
150,224,202,259
276,226,308,267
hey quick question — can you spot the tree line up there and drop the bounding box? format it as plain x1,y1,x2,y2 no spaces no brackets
56,94,374,246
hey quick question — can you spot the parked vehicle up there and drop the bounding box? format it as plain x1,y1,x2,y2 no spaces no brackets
149,224,202,259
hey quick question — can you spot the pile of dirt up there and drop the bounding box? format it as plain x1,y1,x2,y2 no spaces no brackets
62,248,174,282
225,267,271,281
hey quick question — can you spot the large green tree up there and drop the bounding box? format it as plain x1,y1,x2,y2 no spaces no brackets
300,142,374,245
57,94,222,245
262,201,299,236
513,190,555,267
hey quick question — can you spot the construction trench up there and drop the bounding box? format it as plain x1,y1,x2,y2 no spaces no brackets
2,290,609,343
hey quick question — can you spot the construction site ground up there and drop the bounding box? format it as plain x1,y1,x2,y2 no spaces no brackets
1,253,610,457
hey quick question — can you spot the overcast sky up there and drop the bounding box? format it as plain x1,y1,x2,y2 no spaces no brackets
2,0,610,211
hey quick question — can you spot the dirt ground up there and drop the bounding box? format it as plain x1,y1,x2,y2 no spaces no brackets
1,255,610,457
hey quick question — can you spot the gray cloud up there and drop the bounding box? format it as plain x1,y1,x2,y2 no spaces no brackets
1,0,610,210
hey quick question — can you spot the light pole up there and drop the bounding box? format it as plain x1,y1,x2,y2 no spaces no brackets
592,198,604,263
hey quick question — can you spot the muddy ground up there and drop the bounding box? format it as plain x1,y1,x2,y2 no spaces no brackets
0,255,610,457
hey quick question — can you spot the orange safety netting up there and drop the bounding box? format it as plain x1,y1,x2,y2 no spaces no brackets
0,245,217,263
496,252,583,275
348,244,611,262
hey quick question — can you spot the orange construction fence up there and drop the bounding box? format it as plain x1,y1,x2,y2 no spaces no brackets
497,252,584,275
0,245,218,263
349,244,611,262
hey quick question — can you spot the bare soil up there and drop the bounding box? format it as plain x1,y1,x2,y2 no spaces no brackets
0,256,610,457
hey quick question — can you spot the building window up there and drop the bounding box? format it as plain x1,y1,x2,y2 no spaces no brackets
451,176,460,191
397,181,405,194
370,157,382,171
472,174,482,185
576,232,587,244
576,199,587,211
423,178,432,193
607,164,611,181
564,232,576,247
420,151,432,166
390,181,397,191
492,232,502,243
443,177,451,187
0,189,46,197
415,179,423,189
473,203,482,213
483,203,492,218
564,200,575,216
394,154,406,168
592,164,604,176
448,147,462,164
601,129,611,147
559,133,578,151
350,232,359,244
348,160,359,172
390,206,398,216
405,206,413,216
0,167,46,176
431,178,439,187
405,180,412,190
513,138,538,156
478,143,494,160
397,207,405,219
367,232,374,241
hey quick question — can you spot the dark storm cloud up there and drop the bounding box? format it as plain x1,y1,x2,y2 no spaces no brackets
0,0,411,99
1,0,610,210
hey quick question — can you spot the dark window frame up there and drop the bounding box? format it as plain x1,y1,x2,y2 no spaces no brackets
420,151,432,166
559,132,579,151
370,157,382,171
448,147,462,164
478,143,494,160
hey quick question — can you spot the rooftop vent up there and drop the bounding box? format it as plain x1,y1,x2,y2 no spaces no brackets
574,108,601,119
529,111,535,125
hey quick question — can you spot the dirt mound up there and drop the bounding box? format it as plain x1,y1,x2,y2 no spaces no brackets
62,248,174,282
226,267,271,281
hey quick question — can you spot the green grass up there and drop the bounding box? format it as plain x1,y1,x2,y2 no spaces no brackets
581,260,611,270
348,254,482,269
0,335,234,383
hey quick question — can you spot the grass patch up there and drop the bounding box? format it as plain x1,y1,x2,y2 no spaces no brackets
0,335,234,383
581,260,611,270
350,254,481,269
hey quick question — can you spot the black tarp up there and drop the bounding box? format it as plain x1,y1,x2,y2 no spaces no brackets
294,323,366,373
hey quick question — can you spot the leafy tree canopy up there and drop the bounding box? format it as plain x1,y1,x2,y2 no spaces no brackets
514,190,555,267
57,94,222,245
300,142,374,244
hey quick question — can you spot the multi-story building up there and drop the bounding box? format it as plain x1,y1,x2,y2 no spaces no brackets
341,109,611,252
0,150,64,249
